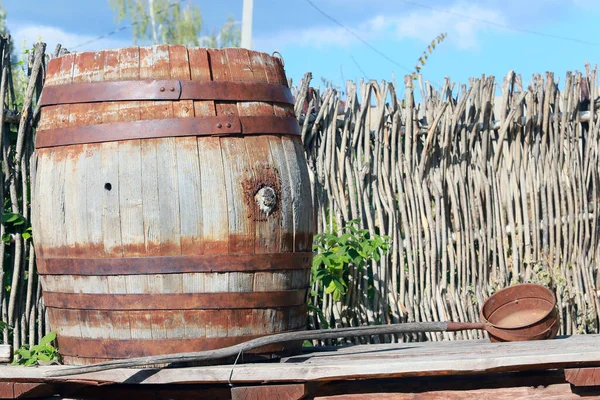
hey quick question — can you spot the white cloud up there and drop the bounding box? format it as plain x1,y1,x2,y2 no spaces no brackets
11,23,132,55
254,1,507,52
394,3,507,49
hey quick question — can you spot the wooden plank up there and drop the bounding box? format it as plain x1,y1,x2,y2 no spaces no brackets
114,47,145,257
565,367,600,387
281,136,313,252
100,141,123,257
267,138,294,253
312,384,584,400
38,54,75,257
0,345,11,363
156,136,182,255
227,48,280,255
188,47,227,255
170,45,203,256
231,383,308,400
0,382,57,399
221,137,254,254
152,45,181,256
255,50,295,253
196,137,228,254
138,46,161,256
208,48,254,254
13,335,600,385
46,147,68,258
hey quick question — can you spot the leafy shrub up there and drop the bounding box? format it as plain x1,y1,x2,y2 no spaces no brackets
12,332,60,366
311,220,390,302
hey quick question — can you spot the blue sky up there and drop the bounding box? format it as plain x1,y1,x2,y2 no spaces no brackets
5,0,600,92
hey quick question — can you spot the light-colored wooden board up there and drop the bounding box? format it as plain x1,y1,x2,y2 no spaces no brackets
267,137,294,253
0,345,11,363
156,137,182,255
100,141,123,257
282,136,313,252
13,335,600,384
117,140,145,256
84,143,104,257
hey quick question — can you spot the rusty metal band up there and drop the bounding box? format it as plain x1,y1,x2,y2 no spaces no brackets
37,252,312,275
43,289,308,310
35,115,300,148
39,80,295,106
57,333,305,359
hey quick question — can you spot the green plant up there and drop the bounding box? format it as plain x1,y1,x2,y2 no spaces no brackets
1,212,29,243
11,332,60,366
311,220,390,302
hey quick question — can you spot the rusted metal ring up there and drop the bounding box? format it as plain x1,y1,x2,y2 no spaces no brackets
35,115,301,148
36,252,312,275
43,290,309,310
39,80,295,106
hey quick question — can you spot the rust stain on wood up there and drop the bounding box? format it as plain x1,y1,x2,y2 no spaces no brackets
34,46,313,365
242,163,282,222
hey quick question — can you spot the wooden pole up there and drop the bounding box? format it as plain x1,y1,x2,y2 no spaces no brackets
241,0,253,49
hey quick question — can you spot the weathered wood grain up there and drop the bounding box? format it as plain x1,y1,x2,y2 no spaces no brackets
312,384,586,400
38,334,600,381
565,367,600,387
232,384,308,400
33,46,312,364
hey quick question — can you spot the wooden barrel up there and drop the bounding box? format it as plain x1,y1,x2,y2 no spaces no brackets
32,46,313,365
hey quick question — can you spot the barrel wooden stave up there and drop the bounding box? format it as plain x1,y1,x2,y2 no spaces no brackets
33,46,313,365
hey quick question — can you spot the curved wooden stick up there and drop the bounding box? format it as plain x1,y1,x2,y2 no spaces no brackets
45,321,472,377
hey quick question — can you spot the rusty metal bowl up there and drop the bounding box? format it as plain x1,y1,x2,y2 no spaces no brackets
480,283,560,342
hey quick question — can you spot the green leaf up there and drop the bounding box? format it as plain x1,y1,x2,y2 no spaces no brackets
312,253,323,267
314,269,329,281
15,349,31,359
2,213,19,223
325,280,337,294
333,278,346,292
21,232,31,240
339,234,351,245
326,238,338,247
37,353,52,362
40,332,56,346
24,357,37,366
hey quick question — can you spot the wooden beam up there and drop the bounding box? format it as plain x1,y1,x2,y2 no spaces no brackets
232,384,309,400
0,382,56,399
565,367,600,387
312,383,586,399
43,335,600,380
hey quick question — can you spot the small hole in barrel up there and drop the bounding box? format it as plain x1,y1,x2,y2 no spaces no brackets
104,183,112,191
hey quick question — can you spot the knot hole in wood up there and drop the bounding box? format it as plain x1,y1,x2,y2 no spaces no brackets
255,186,277,216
